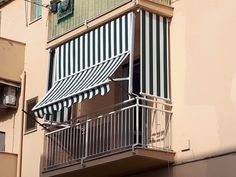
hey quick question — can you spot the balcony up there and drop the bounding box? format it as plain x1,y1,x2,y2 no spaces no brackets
0,152,17,177
48,0,172,41
42,95,174,177
0,37,25,83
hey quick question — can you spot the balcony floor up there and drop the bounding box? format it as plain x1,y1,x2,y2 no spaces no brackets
42,147,175,177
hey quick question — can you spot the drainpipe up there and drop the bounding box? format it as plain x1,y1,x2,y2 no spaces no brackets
18,71,26,177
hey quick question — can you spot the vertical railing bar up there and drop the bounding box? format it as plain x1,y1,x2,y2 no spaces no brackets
121,110,123,148
160,107,163,149
48,135,51,168
136,98,139,145
154,110,158,148
142,101,145,145
58,131,61,165
132,107,134,145
46,135,49,168
103,116,105,152
106,115,109,152
171,113,172,149
99,117,102,153
63,130,66,164
89,119,92,156
117,111,120,148
113,113,117,149
93,120,95,155
56,132,59,166
83,122,86,157
75,124,78,160
110,113,113,151
85,120,89,159
72,126,75,160
66,128,69,162
79,123,82,159
59,131,62,165
96,118,98,154
124,109,127,147
168,113,170,150
164,111,166,149
128,108,130,146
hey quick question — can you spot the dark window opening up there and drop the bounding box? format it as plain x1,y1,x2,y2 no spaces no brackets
0,131,5,152
25,98,37,131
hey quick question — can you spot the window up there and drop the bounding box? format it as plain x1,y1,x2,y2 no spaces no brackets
30,0,42,21
25,97,37,131
0,132,5,151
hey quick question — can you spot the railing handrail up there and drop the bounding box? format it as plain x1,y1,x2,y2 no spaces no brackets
46,96,172,135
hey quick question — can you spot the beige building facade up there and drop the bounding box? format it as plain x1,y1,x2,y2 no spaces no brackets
0,0,236,177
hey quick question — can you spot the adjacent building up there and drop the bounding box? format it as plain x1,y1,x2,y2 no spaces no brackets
0,0,236,177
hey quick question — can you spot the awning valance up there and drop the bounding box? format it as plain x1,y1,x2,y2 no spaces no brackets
33,52,130,118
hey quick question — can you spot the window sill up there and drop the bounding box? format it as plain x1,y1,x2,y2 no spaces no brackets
24,127,37,135
29,16,42,25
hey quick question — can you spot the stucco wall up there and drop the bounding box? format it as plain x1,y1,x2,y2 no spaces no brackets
170,0,236,162
0,38,25,82
129,153,236,177
0,152,17,177
0,1,49,177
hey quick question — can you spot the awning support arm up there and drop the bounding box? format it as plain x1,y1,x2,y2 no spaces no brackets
22,109,49,131
111,77,129,82
108,77,137,98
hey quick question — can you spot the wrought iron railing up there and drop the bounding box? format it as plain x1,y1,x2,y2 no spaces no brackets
44,95,172,169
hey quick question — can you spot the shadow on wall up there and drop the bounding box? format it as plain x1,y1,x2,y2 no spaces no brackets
0,109,17,122
127,153,236,177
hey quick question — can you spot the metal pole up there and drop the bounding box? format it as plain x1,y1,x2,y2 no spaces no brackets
128,12,136,99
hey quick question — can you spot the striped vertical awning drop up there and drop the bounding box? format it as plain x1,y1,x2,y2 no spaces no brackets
33,13,133,118
140,10,170,99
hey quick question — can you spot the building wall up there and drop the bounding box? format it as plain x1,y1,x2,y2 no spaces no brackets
170,0,236,163
0,38,25,82
1,0,236,177
0,1,49,177
0,152,17,177
129,152,236,177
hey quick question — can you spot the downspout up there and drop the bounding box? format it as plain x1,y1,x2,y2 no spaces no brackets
18,71,26,177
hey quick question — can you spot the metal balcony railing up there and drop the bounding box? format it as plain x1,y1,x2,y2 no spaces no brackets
44,95,172,169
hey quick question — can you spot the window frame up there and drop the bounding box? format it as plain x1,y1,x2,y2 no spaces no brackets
0,131,5,152
25,97,38,133
30,0,42,23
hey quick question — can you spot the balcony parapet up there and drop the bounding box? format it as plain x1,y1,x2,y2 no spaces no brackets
42,95,174,177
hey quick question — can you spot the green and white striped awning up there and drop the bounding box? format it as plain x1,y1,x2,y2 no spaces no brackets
33,13,133,118
33,52,130,118
140,10,170,99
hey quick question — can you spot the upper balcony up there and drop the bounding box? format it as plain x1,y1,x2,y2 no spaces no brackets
42,94,174,177
47,0,172,43
0,38,25,83
0,152,17,177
